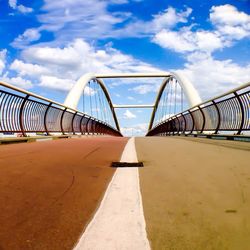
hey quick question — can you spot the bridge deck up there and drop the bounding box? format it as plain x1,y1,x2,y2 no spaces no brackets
136,137,250,250
0,136,250,249
0,137,128,250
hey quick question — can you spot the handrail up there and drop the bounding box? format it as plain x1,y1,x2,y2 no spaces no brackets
0,81,79,114
0,82,122,137
147,82,250,136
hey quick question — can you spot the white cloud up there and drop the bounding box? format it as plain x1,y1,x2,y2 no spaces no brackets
0,74,33,89
11,4,192,47
37,0,128,42
9,0,16,8
131,84,159,94
84,86,96,96
17,5,33,14
153,28,195,53
177,53,250,99
210,5,250,40
10,59,50,76
153,5,250,54
8,0,33,14
127,96,135,100
210,4,250,27
121,123,148,136
12,29,41,48
12,39,161,92
150,4,250,102
152,7,192,30
112,6,192,38
153,27,226,54
39,75,75,92
0,49,7,75
123,109,136,119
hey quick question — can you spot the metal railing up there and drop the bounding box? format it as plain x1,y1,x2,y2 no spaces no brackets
147,82,250,137
0,81,122,137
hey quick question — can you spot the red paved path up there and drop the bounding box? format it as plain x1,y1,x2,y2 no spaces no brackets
0,137,127,250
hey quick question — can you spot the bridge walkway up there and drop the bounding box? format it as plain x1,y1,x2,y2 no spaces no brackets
0,136,250,249
137,137,250,250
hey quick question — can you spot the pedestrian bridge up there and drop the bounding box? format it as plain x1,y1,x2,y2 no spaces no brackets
0,74,250,250
0,72,249,138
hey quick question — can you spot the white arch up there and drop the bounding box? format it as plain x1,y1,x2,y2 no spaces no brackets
169,72,201,107
148,72,202,130
64,72,202,132
64,72,121,131
64,72,96,109
65,72,201,110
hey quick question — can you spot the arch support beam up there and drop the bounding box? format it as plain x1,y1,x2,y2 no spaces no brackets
64,73,95,109
64,72,202,133
64,72,120,131
148,72,202,130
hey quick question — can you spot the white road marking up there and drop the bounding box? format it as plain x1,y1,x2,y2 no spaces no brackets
73,137,150,250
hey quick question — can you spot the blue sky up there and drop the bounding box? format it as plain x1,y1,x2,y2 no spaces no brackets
0,0,250,135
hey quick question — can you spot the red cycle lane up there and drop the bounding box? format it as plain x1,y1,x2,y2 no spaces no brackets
0,136,128,250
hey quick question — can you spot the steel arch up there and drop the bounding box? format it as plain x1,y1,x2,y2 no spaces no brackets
64,72,201,133
64,73,120,132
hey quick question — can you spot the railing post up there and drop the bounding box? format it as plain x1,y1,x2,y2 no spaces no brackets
86,117,92,135
181,113,186,134
175,115,181,135
60,107,67,135
44,102,52,136
19,94,29,137
188,110,195,134
212,100,221,134
198,105,206,134
233,92,244,135
79,114,85,135
71,111,77,135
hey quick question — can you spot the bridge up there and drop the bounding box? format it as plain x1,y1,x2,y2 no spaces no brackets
0,73,250,250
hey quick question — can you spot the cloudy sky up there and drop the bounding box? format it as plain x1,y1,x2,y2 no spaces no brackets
0,0,249,135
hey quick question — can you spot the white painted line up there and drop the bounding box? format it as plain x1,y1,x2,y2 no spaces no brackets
120,137,138,163
73,137,150,250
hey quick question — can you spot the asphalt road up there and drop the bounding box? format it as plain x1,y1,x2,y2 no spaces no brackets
0,137,127,250
136,137,250,250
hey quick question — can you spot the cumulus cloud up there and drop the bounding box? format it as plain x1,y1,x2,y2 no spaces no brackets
37,0,128,41
8,0,16,8
151,4,250,99
1,74,33,89
12,29,41,48
176,53,250,99
152,7,192,30
11,3,192,47
9,39,161,91
84,86,96,96
153,28,224,53
210,4,250,27
121,123,148,136
112,6,192,38
153,4,250,54
10,59,50,76
8,0,33,14
123,110,136,119
210,4,250,40
0,49,7,75
39,75,75,92
131,84,159,94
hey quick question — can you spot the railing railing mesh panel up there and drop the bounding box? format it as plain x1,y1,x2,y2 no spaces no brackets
147,83,250,136
0,83,121,137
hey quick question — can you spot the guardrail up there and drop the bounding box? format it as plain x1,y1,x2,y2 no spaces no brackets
147,82,250,137
0,81,122,137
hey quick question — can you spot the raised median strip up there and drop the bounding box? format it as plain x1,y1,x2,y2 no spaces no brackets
74,137,150,250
